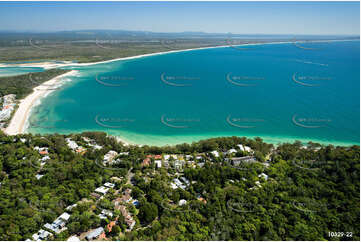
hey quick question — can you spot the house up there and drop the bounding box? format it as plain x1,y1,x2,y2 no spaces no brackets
35,174,44,180
227,148,237,154
195,155,203,160
102,150,118,165
95,186,109,195
210,150,219,158
32,229,52,241
171,178,187,190
197,197,207,204
237,144,253,153
178,199,187,206
75,147,87,155
155,160,162,168
180,177,190,186
41,156,50,161
141,158,151,167
121,193,132,203
104,182,115,188
258,173,268,181
85,227,104,240
67,236,80,242
107,221,116,233
173,160,184,171
91,192,102,200
197,162,205,168
110,176,123,182
118,205,136,230
59,212,71,221
66,138,78,150
98,209,113,220
39,150,49,155
225,156,256,166
66,204,77,211
44,212,70,234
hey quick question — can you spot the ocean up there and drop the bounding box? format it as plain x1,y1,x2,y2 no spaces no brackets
27,40,360,146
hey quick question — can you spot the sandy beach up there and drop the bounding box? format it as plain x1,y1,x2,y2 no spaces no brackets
2,38,356,141
0,39,354,70
4,70,78,135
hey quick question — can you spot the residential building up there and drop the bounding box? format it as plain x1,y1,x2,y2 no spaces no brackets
85,227,104,240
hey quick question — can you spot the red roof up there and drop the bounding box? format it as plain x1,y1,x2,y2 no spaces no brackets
39,150,48,155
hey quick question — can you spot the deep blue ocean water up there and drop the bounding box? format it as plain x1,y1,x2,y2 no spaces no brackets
27,41,360,146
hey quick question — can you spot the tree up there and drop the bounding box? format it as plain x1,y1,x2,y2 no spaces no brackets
139,202,158,223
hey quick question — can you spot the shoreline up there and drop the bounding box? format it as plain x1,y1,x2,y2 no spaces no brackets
4,70,78,135
0,39,357,69
2,38,359,148
28,127,359,148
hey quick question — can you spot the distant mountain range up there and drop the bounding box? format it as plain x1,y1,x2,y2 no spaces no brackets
0,29,359,40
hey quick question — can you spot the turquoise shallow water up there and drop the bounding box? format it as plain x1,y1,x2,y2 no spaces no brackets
0,66,44,77
28,41,360,146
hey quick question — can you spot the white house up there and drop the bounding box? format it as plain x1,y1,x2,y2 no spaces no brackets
178,199,187,206
95,186,109,195
66,138,78,150
155,160,162,168
237,144,253,153
227,148,237,154
210,150,219,158
258,173,268,181
104,182,115,188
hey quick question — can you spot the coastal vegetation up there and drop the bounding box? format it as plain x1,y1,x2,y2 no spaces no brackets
0,132,359,240
1,31,356,63
0,69,69,99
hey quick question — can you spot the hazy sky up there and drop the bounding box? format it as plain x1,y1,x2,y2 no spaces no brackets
0,1,359,35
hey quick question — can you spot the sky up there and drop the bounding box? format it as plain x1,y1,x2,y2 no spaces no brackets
0,1,359,35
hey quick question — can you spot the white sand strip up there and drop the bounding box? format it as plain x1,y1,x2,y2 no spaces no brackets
4,70,78,135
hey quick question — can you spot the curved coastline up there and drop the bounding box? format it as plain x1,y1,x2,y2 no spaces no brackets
4,70,78,135
0,39,357,69
3,39,359,147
